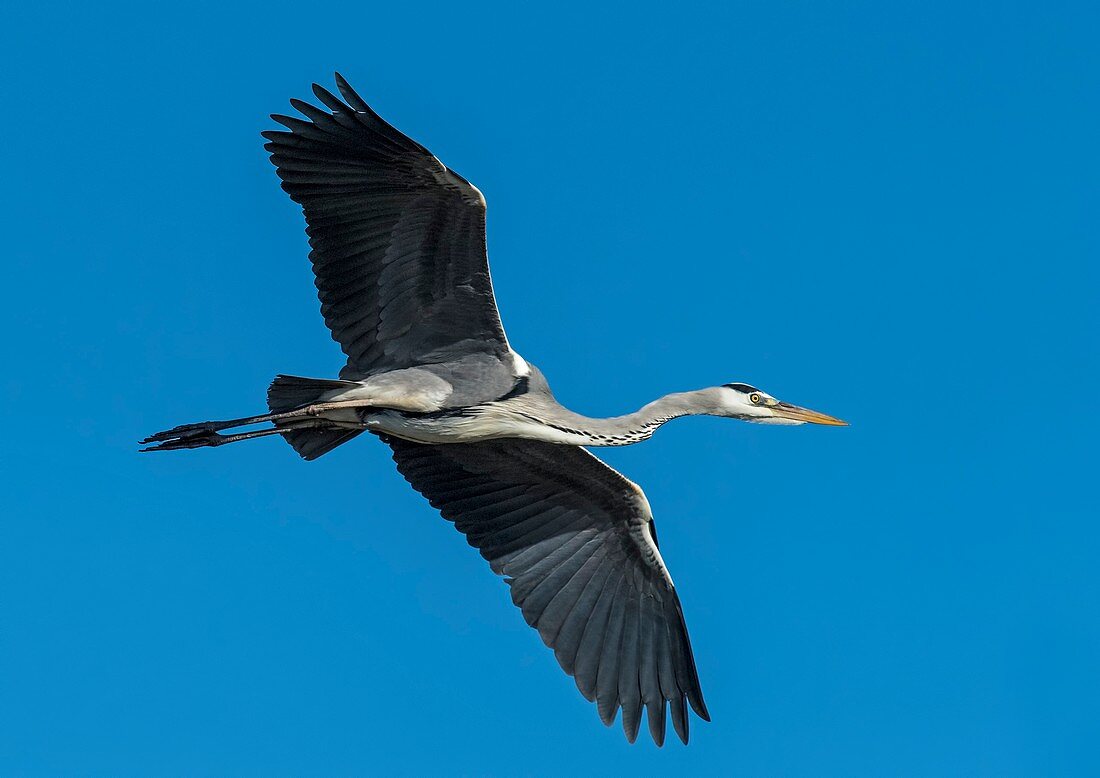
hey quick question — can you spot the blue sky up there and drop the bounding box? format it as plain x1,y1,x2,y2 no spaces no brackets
2,1,1098,774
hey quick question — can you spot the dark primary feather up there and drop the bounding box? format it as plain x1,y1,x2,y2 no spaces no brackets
382,435,710,745
263,74,512,377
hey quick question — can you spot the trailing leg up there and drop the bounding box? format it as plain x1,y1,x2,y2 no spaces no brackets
140,374,379,458
140,425,289,452
139,401,368,450
140,411,287,444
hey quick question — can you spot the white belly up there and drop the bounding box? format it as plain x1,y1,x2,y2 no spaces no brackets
362,409,593,446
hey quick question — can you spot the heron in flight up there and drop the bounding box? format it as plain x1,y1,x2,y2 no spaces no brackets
142,74,846,746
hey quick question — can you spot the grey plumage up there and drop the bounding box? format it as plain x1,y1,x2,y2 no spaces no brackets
142,73,847,747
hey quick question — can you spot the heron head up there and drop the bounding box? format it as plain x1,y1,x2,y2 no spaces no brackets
717,383,848,426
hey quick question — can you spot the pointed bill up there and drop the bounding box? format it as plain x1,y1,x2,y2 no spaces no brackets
772,402,848,426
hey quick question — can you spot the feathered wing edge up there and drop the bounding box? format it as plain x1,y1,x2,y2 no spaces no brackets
381,434,710,745
261,74,510,376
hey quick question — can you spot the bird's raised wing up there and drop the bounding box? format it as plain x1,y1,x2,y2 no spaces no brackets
262,75,511,376
382,435,710,745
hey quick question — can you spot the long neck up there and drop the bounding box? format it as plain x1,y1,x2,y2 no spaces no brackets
537,389,721,447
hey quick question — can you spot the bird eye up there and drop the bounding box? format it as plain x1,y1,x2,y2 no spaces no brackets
749,393,761,404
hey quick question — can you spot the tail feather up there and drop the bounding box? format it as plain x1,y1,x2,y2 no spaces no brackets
280,427,364,461
267,374,357,413
268,374,365,460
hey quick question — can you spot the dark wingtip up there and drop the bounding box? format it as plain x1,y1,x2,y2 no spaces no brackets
671,695,689,744
691,694,711,722
622,705,642,744
647,701,667,747
311,82,343,111
269,113,294,130
333,72,354,99
333,72,372,115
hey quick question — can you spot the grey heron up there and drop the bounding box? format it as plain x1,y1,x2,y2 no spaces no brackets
141,74,847,746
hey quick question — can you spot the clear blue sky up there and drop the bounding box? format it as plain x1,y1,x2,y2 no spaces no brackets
2,2,1097,775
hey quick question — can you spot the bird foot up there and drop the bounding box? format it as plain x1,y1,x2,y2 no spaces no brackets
139,427,229,452
140,421,221,444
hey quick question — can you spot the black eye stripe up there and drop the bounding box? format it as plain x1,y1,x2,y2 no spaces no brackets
723,382,758,393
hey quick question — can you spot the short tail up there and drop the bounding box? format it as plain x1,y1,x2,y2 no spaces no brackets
267,374,365,460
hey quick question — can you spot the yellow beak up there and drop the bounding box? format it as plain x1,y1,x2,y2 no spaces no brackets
772,401,849,426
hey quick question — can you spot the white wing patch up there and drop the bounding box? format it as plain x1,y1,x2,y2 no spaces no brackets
468,181,487,208
509,350,531,377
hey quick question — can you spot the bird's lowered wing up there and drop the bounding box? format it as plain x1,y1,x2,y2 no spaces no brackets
382,435,710,745
263,75,512,376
